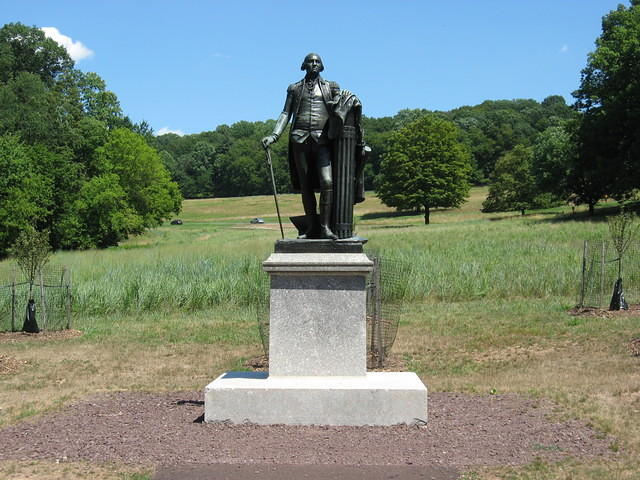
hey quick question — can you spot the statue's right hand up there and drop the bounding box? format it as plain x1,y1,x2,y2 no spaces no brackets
261,135,277,149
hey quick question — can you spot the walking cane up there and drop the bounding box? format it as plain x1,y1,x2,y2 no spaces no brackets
264,146,285,239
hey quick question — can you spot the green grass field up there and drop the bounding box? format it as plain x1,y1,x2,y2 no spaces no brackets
37,187,612,314
1,187,639,480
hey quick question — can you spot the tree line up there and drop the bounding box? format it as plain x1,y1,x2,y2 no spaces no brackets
0,23,181,257
377,1,640,219
151,96,574,198
151,89,578,223
153,2,639,222
482,0,640,216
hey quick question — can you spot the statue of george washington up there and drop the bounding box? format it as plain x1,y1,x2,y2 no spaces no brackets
262,53,367,240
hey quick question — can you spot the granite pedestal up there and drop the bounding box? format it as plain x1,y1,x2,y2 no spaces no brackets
204,240,428,425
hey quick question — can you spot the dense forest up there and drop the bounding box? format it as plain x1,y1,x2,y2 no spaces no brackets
150,96,575,199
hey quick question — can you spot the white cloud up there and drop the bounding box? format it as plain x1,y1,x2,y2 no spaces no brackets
559,44,569,54
41,27,94,61
156,127,185,137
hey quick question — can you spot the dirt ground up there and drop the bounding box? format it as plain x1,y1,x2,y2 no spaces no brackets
0,390,615,472
0,329,83,344
0,320,625,477
569,303,640,319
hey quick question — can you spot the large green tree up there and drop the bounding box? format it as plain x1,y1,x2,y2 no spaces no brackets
0,135,51,254
58,174,143,249
55,69,124,129
376,115,472,224
96,128,182,228
173,141,217,198
0,23,182,256
0,22,73,85
0,72,66,146
531,125,574,200
482,145,556,216
573,0,640,201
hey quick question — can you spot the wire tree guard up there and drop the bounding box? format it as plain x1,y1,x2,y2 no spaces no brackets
256,254,409,368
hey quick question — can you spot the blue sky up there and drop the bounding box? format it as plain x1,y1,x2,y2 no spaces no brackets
1,0,625,135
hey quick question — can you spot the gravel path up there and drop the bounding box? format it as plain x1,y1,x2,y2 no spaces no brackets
0,391,615,470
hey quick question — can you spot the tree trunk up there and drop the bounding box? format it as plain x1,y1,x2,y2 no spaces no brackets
588,202,595,216
424,205,430,225
521,208,525,216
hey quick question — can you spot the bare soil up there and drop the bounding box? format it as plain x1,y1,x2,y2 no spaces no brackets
0,390,616,471
569,303,640,319
0,329,83,344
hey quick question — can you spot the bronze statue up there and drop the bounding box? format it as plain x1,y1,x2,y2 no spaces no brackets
262,53,367,240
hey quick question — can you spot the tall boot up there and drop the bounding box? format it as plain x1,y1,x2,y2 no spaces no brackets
319,189,337,240
297,190,318,239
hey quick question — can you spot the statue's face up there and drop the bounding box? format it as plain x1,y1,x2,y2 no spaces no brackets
303,54,323,75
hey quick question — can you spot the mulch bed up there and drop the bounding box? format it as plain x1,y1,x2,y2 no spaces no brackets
0,390,616,470
0,329,83,344
569,304,640,318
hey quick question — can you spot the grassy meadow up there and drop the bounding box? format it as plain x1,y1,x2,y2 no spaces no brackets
1,187,639,480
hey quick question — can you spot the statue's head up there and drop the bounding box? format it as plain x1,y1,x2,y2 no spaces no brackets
301,53,324,73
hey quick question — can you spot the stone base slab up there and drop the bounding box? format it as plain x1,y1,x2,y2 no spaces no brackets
204,371,427,426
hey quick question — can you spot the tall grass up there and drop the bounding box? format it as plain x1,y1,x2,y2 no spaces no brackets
70,253,267,314
0,189,612,316
365,216,608,303
68,221,604,314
